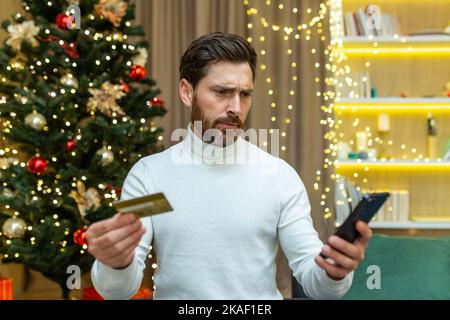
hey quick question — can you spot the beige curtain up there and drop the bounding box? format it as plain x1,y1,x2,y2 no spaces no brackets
134,0,333,298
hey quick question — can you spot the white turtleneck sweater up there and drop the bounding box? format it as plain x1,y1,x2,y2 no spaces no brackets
91,126,353,300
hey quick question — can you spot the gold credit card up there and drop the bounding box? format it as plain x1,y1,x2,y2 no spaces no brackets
114,192,173,218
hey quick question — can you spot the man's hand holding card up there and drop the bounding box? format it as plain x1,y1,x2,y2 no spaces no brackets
86,193,172,269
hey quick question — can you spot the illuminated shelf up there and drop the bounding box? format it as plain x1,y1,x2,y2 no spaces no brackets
335,160,450,172
335,97,450,114
330,1,450,235
370,221,450,230
341,36,450,56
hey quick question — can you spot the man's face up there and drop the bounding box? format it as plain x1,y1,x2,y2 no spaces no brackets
187,61,254,145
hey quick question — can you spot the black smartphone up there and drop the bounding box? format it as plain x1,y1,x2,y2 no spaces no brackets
334,192,390,243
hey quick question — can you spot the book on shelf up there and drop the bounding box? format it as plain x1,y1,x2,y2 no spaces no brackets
443,138,450,161
344,8,402,37
334,178,411,225
371,190,410,223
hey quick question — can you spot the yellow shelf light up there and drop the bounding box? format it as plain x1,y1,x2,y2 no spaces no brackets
410,217,450,223
335,98,450,114
335,160,450,172
341,36,450,56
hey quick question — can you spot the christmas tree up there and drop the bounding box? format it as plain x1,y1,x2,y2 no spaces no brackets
0,0,166,299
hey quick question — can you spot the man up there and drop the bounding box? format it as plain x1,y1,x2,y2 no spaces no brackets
87,32,372,300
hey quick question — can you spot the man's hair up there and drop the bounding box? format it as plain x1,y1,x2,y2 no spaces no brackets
180,32,258,88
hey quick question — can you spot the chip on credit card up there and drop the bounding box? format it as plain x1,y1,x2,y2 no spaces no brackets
113,192,173,218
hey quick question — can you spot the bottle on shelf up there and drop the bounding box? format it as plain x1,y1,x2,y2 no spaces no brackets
377,113,390,159
427,113,437,160
337,141,351,160
356,131,368,152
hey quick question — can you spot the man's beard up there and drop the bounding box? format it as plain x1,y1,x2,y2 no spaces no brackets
191,95,245,147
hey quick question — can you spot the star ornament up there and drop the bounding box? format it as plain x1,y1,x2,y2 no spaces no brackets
133,48,148,67
87,81,126,117
69,181,101,220
95,0,128,27
6,20,40,51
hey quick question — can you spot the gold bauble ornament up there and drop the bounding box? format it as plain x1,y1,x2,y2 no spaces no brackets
112,32,124,42
60,73,79,88
96,148,115,166
10,59,25,71
2,217,27,239
25,111,47,131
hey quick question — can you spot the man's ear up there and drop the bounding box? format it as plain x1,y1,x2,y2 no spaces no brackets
179,79,194,108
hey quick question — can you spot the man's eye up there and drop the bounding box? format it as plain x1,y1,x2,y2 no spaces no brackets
241,92,251,97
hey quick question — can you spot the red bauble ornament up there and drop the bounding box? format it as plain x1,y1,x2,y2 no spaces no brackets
114,186,122,198
56,13,75,29
130,65,146,81
66,139,77,152
27,156,48,175
73,226,88,246
148,97,165,107
120,81,130,93
56,13,70,29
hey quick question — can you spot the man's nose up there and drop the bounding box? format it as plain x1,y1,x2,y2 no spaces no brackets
227,94,242,116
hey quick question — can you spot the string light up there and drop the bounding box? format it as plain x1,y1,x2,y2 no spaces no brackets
245,0,396,220
244,0,328,160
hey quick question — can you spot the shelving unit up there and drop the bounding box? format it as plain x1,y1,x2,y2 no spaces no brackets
329,0,450,236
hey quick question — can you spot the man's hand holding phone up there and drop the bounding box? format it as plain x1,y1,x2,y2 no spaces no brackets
86,213,146,270
314,192,388,280
314,221,372,281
